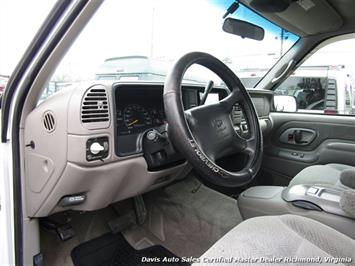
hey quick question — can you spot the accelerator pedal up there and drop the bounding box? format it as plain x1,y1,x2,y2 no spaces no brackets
134,195,147,225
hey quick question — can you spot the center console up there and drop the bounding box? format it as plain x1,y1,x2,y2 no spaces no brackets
282,184,351,218
238,183,355,239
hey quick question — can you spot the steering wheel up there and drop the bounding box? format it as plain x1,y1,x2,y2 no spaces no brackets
163,52,263,187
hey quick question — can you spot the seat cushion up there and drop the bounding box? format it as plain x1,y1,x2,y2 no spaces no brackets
195,215,355,266
289,163,355,187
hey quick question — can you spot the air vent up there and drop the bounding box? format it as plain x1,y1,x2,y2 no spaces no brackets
43,111,56,132
81,86,110,127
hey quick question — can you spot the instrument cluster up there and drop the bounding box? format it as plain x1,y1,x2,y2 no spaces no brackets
114,83,220,156
117,103,166,135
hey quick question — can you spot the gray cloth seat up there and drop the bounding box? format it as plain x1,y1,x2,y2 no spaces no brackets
195,215,355,266
289,163,355,187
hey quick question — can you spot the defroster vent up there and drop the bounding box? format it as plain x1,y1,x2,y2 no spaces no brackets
81,86,110,128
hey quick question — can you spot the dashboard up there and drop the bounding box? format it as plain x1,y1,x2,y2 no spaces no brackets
24,81,273,217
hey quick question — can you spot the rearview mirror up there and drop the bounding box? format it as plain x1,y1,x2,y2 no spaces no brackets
223,18,265,41
273,95,297,112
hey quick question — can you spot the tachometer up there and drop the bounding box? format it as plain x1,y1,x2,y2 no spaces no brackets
123,104,152,129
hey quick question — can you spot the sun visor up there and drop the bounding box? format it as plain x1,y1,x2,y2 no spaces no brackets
243,0,343,36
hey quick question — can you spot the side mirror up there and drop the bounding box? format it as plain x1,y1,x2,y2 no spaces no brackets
223,18,265,41
273,95,297,112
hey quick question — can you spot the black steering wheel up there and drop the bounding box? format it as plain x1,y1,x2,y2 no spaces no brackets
163,52,263,187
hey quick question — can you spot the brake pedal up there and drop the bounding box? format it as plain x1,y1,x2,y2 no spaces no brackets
39,217,75,241
134,195,147,225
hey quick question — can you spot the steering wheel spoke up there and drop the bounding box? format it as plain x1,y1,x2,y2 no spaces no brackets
240,137,257,156
224,130,253,155
220,87,243,112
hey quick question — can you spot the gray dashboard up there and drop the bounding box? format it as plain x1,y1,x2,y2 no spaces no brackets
23,81,273,217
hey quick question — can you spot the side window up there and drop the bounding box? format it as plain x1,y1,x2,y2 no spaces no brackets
275,36,355,115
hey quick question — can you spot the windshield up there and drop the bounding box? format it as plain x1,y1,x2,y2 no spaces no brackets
43,0,299,100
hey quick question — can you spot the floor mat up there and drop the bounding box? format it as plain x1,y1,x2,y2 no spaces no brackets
41,207,118,266
71,233,188,266
123,176,243,258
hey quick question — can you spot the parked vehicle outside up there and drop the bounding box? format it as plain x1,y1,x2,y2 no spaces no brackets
96,56,211,84
275,65,354,114
96,56,167,82
237,68,267,88
238,65,354,115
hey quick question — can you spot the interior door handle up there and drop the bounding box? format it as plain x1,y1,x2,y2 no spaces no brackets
279,128,317,146
293,130,308,144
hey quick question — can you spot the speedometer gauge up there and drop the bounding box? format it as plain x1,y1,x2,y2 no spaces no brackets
123,104,152,129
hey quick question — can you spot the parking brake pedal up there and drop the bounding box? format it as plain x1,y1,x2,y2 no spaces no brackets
134,195,147,225
56,223,75,241
40,218,75,241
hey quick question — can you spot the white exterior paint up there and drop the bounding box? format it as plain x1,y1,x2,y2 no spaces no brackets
0,140,15,265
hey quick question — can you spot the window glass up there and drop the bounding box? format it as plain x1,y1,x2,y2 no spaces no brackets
38,0,299,101
275,37,355,115
0,0,57,76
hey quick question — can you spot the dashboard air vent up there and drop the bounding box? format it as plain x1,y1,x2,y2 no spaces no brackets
43,111,56,132
81,86,110,127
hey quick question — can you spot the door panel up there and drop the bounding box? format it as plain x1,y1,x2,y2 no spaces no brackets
263,112,355,185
